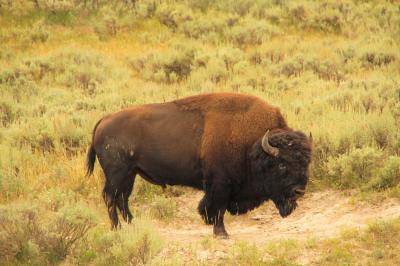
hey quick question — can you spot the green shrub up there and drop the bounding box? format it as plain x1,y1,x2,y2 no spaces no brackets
227,19,279,45
309,59,345,83
319,243,354,265
0,202,96,265
0,164,25,202
324,147,384,189
156,3,193,30
206,57,229,83
326,91,354,112
134,177,163,202
225,242,265,265
135,1,157,19
94,8,122,41
182,16,224,39
215,0,255,17
47,204,97,262
187,0,212,12
218,47,244,70
0,100,20,126
131,45,196,83
358,92,377,113
336,45,356,64
134,176,185,205
78,217,163,265
1,48,126,97
249,47,285,65
233,60,250,75
193,49,212,68
360,51,396,68
49,49,124,93
367,112,398,151
290,2,345,33
0,47,13,61
42,1,84,24
0,205,43,264
289,5,308,25
364,156,400,191
280,56,305,77
40,0,75,12
312,8,343,33
11,125,56,153
367,218,400,242
29,20,49,43
58,122,88,154
0,69,39,102
150,195,177,221
36,188,77,211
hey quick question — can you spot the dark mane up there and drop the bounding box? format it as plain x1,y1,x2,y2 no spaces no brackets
273,130,312,165
226,141,272,215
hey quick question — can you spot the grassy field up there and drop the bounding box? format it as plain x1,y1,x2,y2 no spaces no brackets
0,0,399,265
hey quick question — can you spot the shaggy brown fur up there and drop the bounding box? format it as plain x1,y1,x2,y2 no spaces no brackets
86,93,312,237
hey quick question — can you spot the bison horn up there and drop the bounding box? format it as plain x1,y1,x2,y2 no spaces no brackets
261,130,279,157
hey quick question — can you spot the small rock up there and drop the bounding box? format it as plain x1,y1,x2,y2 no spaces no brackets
251,215,264,220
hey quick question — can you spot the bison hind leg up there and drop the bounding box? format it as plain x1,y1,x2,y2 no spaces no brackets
103,184,120,230
116,174,136,223
101,164,133,230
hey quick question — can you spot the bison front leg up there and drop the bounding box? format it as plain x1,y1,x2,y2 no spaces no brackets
197,194,214,224
198,183,230,238
213,208,228,238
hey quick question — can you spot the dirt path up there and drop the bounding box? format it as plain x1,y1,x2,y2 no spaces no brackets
158,190,400,244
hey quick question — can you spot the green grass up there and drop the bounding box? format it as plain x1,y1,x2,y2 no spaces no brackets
0,0,399,264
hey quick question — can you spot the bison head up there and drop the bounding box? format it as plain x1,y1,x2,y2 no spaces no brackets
250,129,312,218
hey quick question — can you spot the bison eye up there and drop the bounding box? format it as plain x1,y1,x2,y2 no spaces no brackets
278,163,286,171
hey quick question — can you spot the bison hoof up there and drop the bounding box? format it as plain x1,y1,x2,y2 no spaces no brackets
213,227,229,239
126,215,133,224
110,223,121,230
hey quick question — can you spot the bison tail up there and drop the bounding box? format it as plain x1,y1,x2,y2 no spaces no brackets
86,144,96,176
86,118,102,176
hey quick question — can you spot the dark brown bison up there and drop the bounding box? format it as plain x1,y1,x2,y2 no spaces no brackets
86,93,312,237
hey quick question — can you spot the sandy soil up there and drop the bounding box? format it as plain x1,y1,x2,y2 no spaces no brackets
157,190,400,244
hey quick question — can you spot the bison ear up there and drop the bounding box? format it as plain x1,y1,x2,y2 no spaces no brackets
261,130,279,157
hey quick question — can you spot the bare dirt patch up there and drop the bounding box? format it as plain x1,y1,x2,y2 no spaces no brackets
157,190,400,244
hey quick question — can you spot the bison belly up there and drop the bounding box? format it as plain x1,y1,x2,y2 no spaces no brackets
133,105,204,189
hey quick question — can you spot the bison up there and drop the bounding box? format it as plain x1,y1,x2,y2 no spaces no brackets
86,93,312,237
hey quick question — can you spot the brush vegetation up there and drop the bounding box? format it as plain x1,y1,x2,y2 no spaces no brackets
0,0,399,264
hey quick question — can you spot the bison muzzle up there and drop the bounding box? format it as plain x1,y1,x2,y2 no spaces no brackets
86,93,312,238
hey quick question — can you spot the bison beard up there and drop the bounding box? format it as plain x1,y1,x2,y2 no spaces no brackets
273,197,298,217
226,199,264,215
